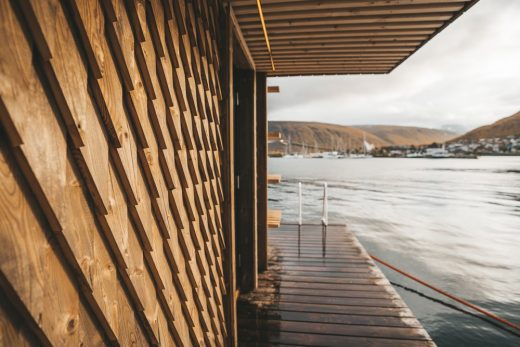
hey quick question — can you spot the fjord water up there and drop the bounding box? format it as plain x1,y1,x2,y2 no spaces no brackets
268,156,520,347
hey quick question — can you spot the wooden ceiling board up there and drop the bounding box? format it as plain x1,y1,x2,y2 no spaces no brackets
229,0,480,76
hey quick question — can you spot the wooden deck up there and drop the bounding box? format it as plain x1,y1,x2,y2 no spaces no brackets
238,224,436,347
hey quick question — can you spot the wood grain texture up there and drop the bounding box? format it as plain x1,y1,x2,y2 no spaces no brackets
235,68,257,293
256,73,268,272
238,224,436,347
230,0,479,76
0,0,228,345
0,139,107,347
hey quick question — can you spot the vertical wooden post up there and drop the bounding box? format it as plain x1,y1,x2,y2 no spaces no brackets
235,69,257,293
256,72,268,272
221,6,237,346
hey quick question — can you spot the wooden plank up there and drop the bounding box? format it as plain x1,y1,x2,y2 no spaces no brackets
231,0,479,76
267,210,282,228
235,3,466,22
0,141,107,347
221,6,237,345
267,174,281,183
249,35,430,46
253,287,399,300
238,224,436,346
256,72,268,273
232,0,472,15
248,29,439,41
238,309,423,328
257,302,416,317
1,0,230,345
0,284,40,347
259,274,390,286
238,13,454,31
245,22,444,38
240,329,436,347
0,5,150,343
240,318,431,340
267,131,281,141
251,42,423,53
170,3,223,343
230,7,255,69
235,68,257,293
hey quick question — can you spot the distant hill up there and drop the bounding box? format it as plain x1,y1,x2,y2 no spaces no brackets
354,125,456,146
453,111,520,142
268,121,457,153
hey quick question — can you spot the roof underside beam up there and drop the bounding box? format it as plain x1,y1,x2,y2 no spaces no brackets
229,0,480,76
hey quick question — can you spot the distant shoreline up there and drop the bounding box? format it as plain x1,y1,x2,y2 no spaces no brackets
269,155,520,159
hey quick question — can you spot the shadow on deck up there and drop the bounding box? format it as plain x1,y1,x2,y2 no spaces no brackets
238,223,436,347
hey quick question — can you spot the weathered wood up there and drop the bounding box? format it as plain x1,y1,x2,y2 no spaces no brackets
238,224,436,346
0,137,108,347
256,72,268,272
240,329,436,347
267,174,281,184
0,284,40,347
229,0,479,76
230,7,255,70
234,67,257,293
221,5,238,346
267,209,282,228
0,0,229,345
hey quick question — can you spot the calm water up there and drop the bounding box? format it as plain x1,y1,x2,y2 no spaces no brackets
268,156,520,347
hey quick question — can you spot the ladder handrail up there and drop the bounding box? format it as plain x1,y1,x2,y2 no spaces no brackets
298,182,302,226
321,182,328,226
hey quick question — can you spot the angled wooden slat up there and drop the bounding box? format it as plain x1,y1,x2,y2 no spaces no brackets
169,2,228,344
0,0,228,345
0,143,107,347
0,4,148,343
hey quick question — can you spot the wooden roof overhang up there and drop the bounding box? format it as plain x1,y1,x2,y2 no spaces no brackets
229,0,480,76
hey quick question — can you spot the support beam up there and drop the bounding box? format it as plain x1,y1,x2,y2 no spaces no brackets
222,7,237,346
230,7,256,70
235,69,257,293
256,72,268,272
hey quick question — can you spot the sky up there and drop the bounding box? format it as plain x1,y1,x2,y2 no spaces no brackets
266,0,520,132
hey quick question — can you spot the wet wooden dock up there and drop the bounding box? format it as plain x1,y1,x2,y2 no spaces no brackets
238,224,436,346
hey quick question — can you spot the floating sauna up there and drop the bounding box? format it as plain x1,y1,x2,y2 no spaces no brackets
0,0,479,345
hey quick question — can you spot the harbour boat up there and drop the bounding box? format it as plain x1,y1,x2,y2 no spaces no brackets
424,146,453,158
283,153,304,159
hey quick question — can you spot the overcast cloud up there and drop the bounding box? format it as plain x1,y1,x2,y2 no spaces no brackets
267,0,520,131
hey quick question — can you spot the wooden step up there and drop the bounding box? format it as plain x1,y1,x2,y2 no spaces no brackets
267,210,282,228
267,174,281,184
268,131,282,142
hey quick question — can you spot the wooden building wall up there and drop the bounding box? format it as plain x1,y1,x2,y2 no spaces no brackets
0,0,232,345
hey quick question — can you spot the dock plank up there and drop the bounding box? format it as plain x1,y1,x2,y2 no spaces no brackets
238,224,436,346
